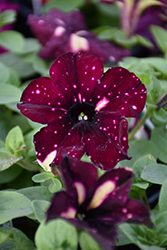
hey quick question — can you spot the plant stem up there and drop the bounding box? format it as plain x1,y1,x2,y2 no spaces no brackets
18,159,40,172
128,110,150,140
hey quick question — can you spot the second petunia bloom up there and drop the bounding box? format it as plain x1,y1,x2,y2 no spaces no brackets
17,52,146,171
46,157,153,250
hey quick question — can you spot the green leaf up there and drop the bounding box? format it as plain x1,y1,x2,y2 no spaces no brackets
0,164,22,183
79,231,102,250
7,68,21,87
44,0,83,12
48,178,62,193
32,56,49,76
119,223,165,250
5,126,25,155
0,31,24,53
32,200,50,223
159,179,167,212
0,227,36,250
0,191,33,224
0,149,22,171
144,58,167,76
116,227,132,246
35,219,78,250
32,172,54,183
154,210,167,234
119,140,158,167
21,38,41,54
153,109,167,123
151,25,167,53
151,125,167,164
0,10,16,28
17,186,52,202
0,61,9,83
0,230,11,245
141,163,167,185
0,83,22,104
132,154,156,189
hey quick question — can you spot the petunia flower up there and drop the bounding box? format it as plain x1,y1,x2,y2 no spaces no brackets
17,52,146,171
100,0,167,39
27,8,130,63
46,157,153,250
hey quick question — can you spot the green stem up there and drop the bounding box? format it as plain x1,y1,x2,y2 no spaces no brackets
18,159,40,172
128,110,150,140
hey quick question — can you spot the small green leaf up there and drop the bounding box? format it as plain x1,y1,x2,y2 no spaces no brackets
32,200,50,223
0,230,11,244
0,31,24,53
151,125,167,164
5,126,25,155
48,178,62,193
32,172,54,183
0,227,36,250
0,10,16,28
0,149,22,171
159,179,167,212
153,109,167,123
0,83,22,104
79,231,102,250
0,191,33,224
151,25,167,53
35,219,78,250
141,163,167,185
0,61,9,83
132,154,156,189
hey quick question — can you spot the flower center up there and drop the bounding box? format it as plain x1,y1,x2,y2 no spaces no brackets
68,102,96,124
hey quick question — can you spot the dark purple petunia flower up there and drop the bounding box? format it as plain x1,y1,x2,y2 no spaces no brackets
100,0,167,41
47,157,153,250
17,52,146,171
27,8,130,63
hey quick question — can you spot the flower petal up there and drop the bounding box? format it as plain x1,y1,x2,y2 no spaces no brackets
75,52,104,102
46,191,77,222
87,167,133,210
59,157,98,205
93,199,153,227
97,114,129,155
50,52,104,104
34,119,72,171
83,122,130,170
50,53,78,107
52,126,84,162
17,77,69,124
93,67,146,117
96,167,134,209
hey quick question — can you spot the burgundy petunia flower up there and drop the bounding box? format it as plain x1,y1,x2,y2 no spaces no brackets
17,52,146,171
47,157,153,250
27,8,130,63
100,0,167,40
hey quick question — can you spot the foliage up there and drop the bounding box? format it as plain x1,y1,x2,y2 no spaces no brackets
1,0,167,249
